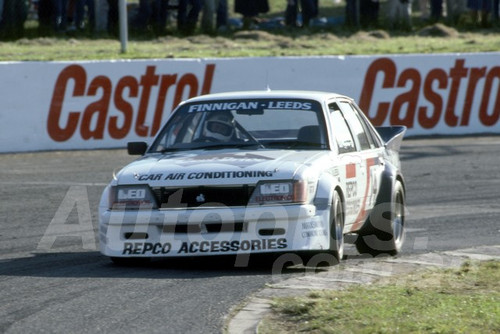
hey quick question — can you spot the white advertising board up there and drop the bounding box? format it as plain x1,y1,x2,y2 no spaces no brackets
0,53,499,153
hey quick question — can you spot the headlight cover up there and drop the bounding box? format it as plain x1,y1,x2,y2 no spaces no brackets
109,185,158,210
248,180,313,205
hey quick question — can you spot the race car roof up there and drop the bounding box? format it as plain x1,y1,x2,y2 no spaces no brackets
181,90,350,104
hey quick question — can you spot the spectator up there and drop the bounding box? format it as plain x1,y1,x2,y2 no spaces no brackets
134,0,171,35
37,0,67,34
388,0,412,30
107,0,118,35
345,0,359,27
95,0,108,32
467,0,493,26
67,0,76,29
177,0,202,34
235,0,269,29
285,0,318,28
94,0,117,34
430,0,443,21
74,0,95,31
419,0,429,19
152,0,170,34
53,0,69,32
0,0,28,39
0,0,4,27
38,0,54,34
135,0,154,31
201,0,228,33
359,0,379,28
446,0,466,24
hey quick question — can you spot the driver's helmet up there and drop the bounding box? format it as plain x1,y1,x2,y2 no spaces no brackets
203,113,235,141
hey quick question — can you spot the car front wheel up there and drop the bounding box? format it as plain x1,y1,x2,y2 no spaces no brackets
298,191,344,267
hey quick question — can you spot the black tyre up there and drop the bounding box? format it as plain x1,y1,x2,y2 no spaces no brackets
355,180,405,256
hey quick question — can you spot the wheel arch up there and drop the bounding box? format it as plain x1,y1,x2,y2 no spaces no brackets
357,162,403,236
314,172,343,211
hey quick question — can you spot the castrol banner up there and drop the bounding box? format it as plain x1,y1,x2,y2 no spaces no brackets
0,53,499,153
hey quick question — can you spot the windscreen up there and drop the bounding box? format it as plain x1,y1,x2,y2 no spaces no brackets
150,98,328,152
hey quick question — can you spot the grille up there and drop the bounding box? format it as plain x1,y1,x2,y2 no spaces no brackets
152,185,255,208
163,222,247,234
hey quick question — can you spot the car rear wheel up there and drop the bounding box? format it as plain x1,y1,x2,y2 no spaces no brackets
355,180,405,256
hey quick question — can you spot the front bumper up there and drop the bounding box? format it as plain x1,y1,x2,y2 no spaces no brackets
99,204,331,258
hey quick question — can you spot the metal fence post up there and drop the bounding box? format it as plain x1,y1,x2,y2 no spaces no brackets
119,0,128,53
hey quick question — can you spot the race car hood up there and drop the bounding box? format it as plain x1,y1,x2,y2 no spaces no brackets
114,149,330,186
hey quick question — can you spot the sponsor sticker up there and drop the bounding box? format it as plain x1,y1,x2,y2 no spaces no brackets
121,239,287,255
135,170,275,181
187,101,313,113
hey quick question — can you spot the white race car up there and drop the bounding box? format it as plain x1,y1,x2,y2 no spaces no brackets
99,90,406,266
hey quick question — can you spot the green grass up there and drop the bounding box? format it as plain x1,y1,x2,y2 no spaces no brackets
3,32,499,61
0,0,499,61
260,260,500,334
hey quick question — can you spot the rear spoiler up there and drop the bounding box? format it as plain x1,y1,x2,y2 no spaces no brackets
375,126,407,152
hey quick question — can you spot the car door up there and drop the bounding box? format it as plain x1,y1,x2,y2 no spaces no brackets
337,100,385,232
328,102,364,229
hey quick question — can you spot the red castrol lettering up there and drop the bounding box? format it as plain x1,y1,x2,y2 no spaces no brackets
359,58,500,129
47,63,215,141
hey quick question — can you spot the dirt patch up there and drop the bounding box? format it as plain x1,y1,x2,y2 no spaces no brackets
297,32,341,42
185,34,217,44
156,34,239,49
352,30,391,41
16,37,58,46
367,30,391,39
417,23,459,37
155,36,184,44
233,30,287,42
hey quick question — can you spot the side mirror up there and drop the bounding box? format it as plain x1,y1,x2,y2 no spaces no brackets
127,142,148,155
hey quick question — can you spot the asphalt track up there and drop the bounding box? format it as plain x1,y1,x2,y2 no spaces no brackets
1,136,499,333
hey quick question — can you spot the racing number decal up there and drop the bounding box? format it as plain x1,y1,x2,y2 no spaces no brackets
344,163,360,217
346,163,356,178
345,163,358,199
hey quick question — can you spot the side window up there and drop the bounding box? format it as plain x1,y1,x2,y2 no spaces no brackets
329,103,356,154
339,102,372,151
352,104,383,148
